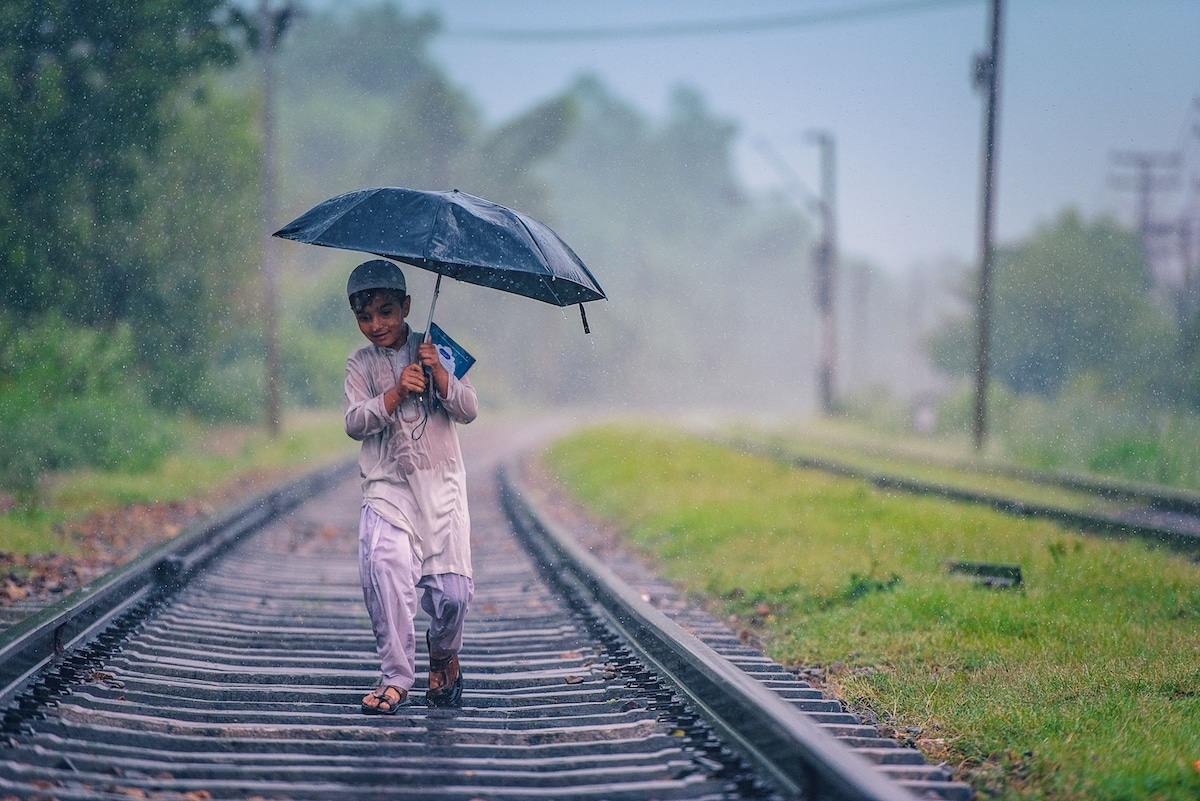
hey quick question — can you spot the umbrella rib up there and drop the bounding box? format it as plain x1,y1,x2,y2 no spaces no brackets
510,212,568,306
420,191,449,267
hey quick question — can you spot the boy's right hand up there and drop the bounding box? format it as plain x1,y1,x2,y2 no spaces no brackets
398,362,427,396
382,364,426,415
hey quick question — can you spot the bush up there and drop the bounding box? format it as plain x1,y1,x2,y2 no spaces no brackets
0,314,178,491
933,374,1200,490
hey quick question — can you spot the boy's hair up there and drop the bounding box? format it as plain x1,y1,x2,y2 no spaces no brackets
349,286,407,315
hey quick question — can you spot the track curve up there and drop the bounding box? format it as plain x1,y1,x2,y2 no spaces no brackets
0,424,972,800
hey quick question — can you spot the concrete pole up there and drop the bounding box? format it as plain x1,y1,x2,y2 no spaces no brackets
971,0,1003,451
809,130,837,414
259,0,282,436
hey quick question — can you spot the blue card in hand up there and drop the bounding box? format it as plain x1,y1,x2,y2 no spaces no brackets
429,323,476,379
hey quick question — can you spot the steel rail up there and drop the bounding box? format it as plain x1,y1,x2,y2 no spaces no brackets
729,439,1200,551
2,460,778,800
753,436,1200,517
497,462,919,801
0,460,355,711
3,448,965,799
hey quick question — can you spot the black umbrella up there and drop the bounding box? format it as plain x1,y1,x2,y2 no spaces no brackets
273,187,605,334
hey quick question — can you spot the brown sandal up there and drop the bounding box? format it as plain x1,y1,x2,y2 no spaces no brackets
361,685,408,715
426,632,463,708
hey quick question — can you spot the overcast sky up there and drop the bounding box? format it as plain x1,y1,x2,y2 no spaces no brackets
404,0,1200,275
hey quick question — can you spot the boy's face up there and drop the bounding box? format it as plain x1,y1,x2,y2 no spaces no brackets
355,291,411,350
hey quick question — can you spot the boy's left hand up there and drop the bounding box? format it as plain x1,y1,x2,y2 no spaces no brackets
416,342,450,397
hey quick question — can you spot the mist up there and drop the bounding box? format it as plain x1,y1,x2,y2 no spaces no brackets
8,0,1195,497
265,3,953,422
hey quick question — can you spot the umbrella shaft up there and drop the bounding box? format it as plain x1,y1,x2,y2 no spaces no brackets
424,273,443,343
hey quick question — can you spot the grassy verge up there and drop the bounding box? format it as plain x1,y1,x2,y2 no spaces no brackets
542,424,1200,801
0,410,356,555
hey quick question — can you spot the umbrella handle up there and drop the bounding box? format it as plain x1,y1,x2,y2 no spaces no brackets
424,273,443,345
419,273,443,405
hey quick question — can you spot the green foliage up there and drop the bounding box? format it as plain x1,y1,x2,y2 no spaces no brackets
131,79,263,413
543,426,1200,800
0,1,265,436
931,374,1200,490
0,0,238,321
1172,305,1200,413
0,314,177,491
0,411,355,553
278,270,361,409
930,210,1176,400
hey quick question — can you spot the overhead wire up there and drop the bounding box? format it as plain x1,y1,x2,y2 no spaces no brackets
445,0,982,42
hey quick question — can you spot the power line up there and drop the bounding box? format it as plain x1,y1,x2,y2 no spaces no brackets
446,0,982,43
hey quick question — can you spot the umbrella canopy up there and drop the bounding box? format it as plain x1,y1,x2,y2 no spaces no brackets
273,187,605,308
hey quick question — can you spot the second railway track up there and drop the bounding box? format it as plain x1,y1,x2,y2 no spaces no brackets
0,429,972,800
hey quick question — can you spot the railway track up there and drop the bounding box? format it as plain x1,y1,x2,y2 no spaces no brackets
725,437,1200,552
0,432,972,800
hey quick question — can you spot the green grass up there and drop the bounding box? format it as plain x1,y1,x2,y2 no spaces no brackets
542,424,1200,801
0,411,356,555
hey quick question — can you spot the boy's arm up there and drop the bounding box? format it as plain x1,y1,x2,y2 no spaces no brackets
438,372,478,425
344,353,393,440
416,342,477,424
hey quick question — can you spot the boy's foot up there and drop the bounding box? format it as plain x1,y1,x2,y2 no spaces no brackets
426,632,464,708
361,685,408,715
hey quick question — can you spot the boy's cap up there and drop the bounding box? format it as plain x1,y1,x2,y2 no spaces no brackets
347,259,407,297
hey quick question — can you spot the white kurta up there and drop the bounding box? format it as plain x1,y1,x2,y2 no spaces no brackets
344,328,478,578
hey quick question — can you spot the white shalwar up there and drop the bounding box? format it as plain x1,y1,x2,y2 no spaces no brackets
344,328,478,688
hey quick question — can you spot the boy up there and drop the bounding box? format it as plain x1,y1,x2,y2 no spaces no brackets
342,259,478,713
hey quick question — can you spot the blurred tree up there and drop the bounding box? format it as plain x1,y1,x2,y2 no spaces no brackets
275,4,453,205
0,314,176,490
465,95,579,216
369,72,477,190
270,4,591,407
500,76,812,407
131,80,263,413
652,86,744,229
0,0,238,321
267,7,812,411
281,3,439,97
1173,309,1200,412
930,209,1176,400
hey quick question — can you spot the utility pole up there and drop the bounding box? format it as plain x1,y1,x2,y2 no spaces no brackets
808,130,837,414
257,0,294,436
1108,150,1182,291
850,261,869,395
1179,217,1196,322
971,0,1003,451
752,135,837,412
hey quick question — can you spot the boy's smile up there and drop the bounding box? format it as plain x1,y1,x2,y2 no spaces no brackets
355,292,411,350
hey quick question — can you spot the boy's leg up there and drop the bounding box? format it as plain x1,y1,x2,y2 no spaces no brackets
418,573,474,653
358,506,422,692
418,573,473,706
